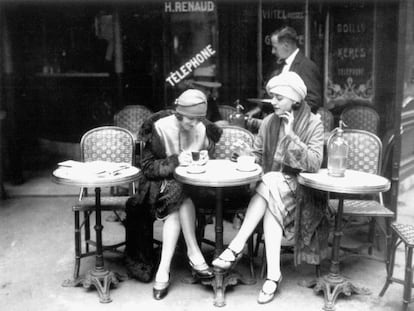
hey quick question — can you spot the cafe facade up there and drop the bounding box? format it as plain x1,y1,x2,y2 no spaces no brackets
1,0,414,213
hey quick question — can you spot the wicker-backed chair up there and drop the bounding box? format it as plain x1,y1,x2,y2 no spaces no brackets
114,105,153,166
328,129,394,257
218,105,237,122
196,125,256,278
340,104,380,134
67,126,136,285
213,125,254,159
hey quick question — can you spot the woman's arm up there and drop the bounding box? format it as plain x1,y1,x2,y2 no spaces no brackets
140,127,179,181
282,118,324,172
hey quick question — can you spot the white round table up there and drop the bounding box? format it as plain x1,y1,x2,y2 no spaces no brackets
52,163,140,303
298,168,390,311
174,159,263,307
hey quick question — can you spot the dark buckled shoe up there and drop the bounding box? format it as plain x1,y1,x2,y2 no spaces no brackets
153,278,170,300
189,260,214,279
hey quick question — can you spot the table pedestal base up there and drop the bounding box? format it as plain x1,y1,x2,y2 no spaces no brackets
62,269,121,303
313,273,371,311
184,268,255,307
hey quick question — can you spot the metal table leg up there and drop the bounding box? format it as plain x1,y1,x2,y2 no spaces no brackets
79,188,119,303
313,195,370,311
199,188,254,308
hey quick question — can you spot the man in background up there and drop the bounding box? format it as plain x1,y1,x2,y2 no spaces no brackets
183,65,223,123
269,26,322,113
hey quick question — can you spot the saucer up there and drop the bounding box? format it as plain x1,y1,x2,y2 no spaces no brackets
187,166,206,174
236,164,258,172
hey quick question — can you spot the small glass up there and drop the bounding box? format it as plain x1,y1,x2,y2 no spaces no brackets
191,151,200,163
191,150,208,166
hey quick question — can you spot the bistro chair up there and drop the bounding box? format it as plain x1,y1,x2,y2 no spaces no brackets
68,126,136,283
114,105,153,167
218,105,237,122
196,125,256,278
340,104,380,134
328,129,394,257
379,222,414,311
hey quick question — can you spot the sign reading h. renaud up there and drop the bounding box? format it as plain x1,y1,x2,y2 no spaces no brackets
165,1,215,13
165,44,216,86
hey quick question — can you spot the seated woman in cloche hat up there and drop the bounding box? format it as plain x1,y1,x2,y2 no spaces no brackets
124,89,222,300
212,72,325,304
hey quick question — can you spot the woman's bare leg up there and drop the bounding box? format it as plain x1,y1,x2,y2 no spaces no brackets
178,197,205,265
155,211,180,283
216,193,267,262
263,209,282,281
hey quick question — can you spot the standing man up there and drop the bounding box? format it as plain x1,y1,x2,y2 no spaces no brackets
269,26,322,113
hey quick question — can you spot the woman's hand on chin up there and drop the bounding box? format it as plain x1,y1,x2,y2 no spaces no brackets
280,111,295,139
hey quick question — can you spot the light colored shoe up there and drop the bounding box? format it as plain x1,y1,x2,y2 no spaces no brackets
212,247,243,270
257,276,282,304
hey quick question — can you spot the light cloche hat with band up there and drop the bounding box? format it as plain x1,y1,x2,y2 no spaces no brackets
266,71,307,103
175,89,207,117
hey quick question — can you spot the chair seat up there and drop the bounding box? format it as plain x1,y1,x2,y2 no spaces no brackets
329,199,394,217
392,223,414,247
73,196,129,212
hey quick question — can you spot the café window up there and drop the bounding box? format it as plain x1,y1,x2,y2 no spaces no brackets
163,0,218,106
325,2,375,110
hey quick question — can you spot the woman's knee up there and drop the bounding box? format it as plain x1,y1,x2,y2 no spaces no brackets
164,210,180,223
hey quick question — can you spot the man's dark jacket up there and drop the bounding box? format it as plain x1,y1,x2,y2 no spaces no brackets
270,51,322,113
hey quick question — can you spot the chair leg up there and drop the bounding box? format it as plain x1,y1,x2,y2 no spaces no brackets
368,217,376,255
379,232,399,297
260,245,266,279
74,211,81,280
315,264,321,278
84,211,91,252
247,236,255,279
403,247,413,311
254,230,263,257
196,213,206,247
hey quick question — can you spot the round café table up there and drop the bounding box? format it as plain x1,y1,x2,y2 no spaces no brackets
52,163,140,303
298,168,391,311
174,159,263,307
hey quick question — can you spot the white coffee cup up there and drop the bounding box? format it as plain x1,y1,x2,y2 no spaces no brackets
237,155,255,169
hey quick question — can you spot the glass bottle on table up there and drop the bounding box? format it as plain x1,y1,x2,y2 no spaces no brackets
327,120,348,177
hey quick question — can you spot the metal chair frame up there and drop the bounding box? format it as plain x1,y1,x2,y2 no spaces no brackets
380,223,414,311
328,129,394,258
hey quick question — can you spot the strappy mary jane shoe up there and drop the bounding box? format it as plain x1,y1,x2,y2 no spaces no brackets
189,260,214,279
153,275,170,300
257,276,283,304
212,247,243,271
